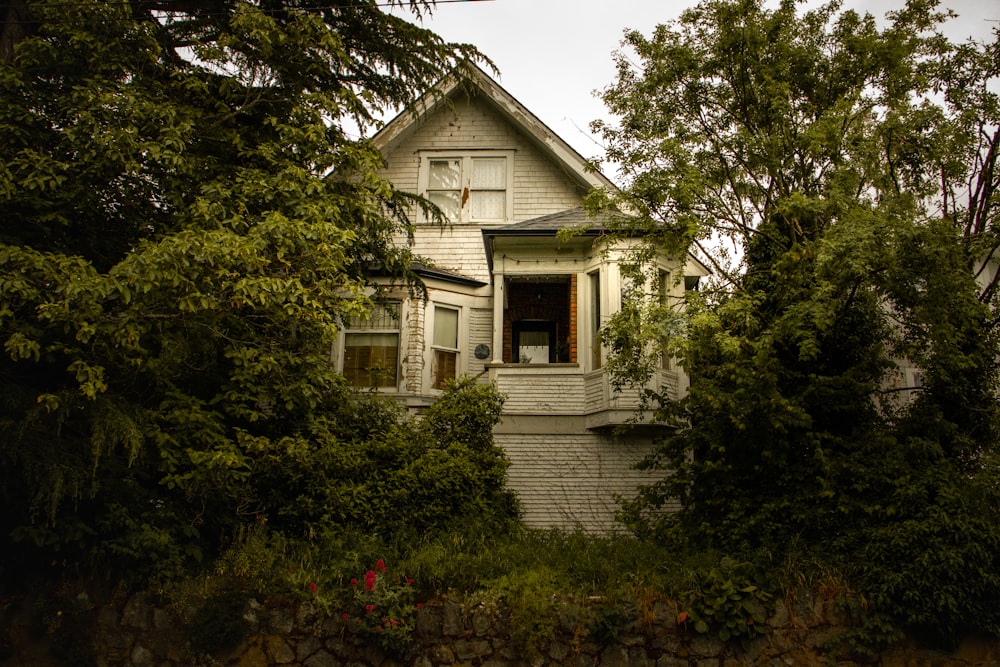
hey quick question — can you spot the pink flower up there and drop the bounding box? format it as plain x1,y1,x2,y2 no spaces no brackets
375,559,386,573
391,620,398,626
308,582,318,593
405,578,414,585
364,570,376,592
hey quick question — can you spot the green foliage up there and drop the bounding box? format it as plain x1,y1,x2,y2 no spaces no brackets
598,0,1000,646
188,590,252,656
678,557,769,642
250,381,518,540
487,567,564,659
0,0,489,588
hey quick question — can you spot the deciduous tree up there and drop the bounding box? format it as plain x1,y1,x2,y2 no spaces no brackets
593,0,1000,643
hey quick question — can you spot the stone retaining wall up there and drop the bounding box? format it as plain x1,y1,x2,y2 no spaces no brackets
1,590,997,666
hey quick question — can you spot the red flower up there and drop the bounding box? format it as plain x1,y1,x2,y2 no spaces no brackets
375,559,386,573
677,611,689,624
342,613,350,620
405,578,414,585
377,626,383,631
308,582,318,593
350,578,358,588
365,604,375,615
391,620,398,626
416,603,423,609
364,570,376,592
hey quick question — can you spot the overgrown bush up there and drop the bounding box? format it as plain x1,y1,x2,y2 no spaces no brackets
248,378,518,540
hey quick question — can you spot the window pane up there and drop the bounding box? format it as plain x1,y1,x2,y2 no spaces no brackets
344,333,398,387
472,158,505,188
428,191,461,221
433,307,458,348
428,159,461,189
432,349,457,389
470,190,505,220
590,272,601,369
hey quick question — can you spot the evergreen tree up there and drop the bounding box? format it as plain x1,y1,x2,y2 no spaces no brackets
0,0,485,585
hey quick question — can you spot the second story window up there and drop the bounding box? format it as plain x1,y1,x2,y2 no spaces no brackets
342,303,400,388
421,153,512,223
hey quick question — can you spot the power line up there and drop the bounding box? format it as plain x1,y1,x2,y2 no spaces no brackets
0,0,493,11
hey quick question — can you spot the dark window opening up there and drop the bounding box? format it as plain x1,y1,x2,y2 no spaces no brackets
502,276,575,363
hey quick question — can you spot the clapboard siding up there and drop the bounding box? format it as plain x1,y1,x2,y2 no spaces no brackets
467,307,492,380
497,433,671,532
496,373,587,414
584,372,606,413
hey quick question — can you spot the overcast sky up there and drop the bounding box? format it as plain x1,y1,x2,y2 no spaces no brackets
394,0,999,182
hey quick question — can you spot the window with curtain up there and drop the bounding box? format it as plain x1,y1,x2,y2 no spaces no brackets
342,303,400,388
431,305,459,389
421,154,510,223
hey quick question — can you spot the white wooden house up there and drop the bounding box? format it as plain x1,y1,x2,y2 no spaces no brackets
335,64,707,531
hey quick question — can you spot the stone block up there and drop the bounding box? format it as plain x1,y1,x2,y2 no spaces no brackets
151,608,174,632
121,593,151,630
955,633,999,664
232,644,268,667
471,608,492,636
655,657,689,667
130,643,154,667
304,649,339,667
265,635,296,664
767,601,790,629
428,644,455,663
98,606,119,628
416,605,443,638
454,638,491,660
297,635,323,661
297,601,321,631
442,600,465,637
269,608,295,635
598,645,630,667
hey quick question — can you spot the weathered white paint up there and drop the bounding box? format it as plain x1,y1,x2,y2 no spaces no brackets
495,430,673,532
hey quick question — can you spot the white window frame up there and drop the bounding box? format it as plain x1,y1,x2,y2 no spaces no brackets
418,151,514,224
340,301,402,389
588,269,603,371
429,304,461,390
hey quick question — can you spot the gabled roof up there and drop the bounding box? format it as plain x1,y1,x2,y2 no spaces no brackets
372,62,617,194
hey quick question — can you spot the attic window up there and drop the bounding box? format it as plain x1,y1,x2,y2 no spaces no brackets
420,152,512,223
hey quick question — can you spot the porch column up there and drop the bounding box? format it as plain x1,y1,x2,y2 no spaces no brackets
491,275,505,365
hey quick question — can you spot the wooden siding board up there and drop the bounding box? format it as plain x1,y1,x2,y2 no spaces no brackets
497,432,670,532
467,307,492,380
496,374,586,414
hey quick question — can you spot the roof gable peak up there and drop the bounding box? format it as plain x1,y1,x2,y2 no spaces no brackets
373,62,616,193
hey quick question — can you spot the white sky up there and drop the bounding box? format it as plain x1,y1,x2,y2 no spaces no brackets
396,0,999,183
